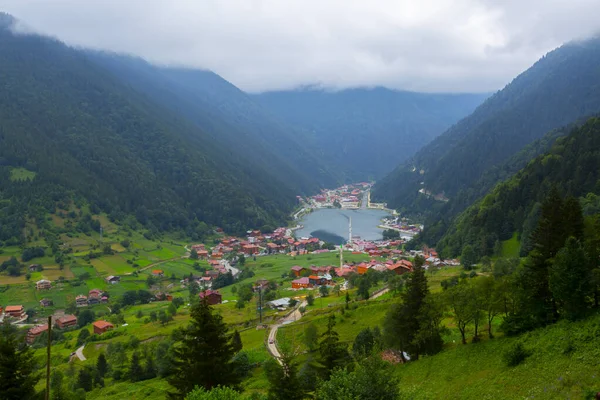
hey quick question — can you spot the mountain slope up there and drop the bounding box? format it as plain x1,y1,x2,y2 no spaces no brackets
252,88,487,180
85,52,341,190
0,16,297,241
437,116,600,258
374,37,600,213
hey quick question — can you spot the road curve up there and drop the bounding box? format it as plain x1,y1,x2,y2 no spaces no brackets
266,286,389,361
76,345,86,361
266,300,307,362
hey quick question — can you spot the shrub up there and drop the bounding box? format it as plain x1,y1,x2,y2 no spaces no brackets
503,342,530,367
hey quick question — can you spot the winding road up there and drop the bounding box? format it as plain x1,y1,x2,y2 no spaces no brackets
266,286,390,361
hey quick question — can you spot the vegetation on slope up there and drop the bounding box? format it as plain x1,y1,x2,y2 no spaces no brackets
374,36,600,215
437,117,600,258
0,16,300,244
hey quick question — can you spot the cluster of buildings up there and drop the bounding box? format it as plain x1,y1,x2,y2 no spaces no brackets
76,289,109,307
305,182,372,209
26,314,78,344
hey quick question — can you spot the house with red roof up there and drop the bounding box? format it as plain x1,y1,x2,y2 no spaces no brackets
4,305,25,319
56,314,77,329
292,277,310,289
93,320,114,335
199,290,222,305
27,324,48,344
291,266,307,277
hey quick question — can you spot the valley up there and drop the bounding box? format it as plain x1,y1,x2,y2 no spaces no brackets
1,7,600,400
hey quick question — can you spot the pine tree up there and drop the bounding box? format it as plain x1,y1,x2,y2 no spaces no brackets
231,330,242,353
168,297,240,397
549,237,591,320
0,324,38,400
96,353,108,378
130,352,143,382
318,315,352,378
264,350,305,400
352,328,374,359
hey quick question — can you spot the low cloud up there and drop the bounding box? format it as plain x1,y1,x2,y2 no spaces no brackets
3,0,600,93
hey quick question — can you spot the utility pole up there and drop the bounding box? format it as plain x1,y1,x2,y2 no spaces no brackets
45,315,52,400
258,287,263,325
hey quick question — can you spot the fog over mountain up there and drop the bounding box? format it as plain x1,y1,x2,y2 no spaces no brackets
4,0,600,93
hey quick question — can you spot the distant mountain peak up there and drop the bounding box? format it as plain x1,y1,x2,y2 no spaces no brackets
0,12,16,30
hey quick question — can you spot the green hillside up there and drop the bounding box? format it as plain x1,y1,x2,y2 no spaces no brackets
0,17,299,242
374,37,600,216
86,52,341,190
437,117,600,258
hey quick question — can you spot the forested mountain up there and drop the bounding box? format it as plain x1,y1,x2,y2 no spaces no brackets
374,36,600,213
0,15,302,242
252,88,487,180
86,52,341,190
436,117,600,258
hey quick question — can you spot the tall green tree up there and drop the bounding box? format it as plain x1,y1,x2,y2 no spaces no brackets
460,245,477,270
383,256,435,359
304,323,319,352
130,352,143,382
0,324,38,400
318,315,352,378
549,237,591,320
352,328,375,359
96,353,108,378
264,349,305,400
231,330,242,354
315,358,400,400
168,298,240,397
444,282,475,344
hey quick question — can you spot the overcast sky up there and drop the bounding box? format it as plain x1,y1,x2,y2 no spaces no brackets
3,0,600,93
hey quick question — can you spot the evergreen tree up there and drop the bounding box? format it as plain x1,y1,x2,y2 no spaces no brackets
0,324,38,400
318,315,352,378
549,237,591,320
168,298,240,397
383,256,433,359
345,291,350,309
231,330,242,354
304,323,319,352
460,245,476,270
264,350,305,400
76,367,94,392
50,370,68,400
144,353,157,380
130,352,143,382
352,328,375,359
96,353,108,378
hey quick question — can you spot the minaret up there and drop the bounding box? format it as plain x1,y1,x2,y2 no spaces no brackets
348,216,352,244
340,244,343,268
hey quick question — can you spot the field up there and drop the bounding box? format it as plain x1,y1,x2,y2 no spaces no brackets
9,166,37,181
500,233,521,258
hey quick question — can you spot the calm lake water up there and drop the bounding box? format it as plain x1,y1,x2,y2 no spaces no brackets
296,208,391,244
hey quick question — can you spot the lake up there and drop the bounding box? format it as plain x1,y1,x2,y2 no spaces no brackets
295,208,391,244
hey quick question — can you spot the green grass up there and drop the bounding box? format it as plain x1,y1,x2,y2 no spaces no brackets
395,315,600,399
9,166,37,181
501,233,521,258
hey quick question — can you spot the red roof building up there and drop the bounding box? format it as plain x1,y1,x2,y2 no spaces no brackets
93,320,114,335
292,277,310,289
291,266,306,277
56,314,77,329
27,324,48,344
199,290,222,305
4,305,25,319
